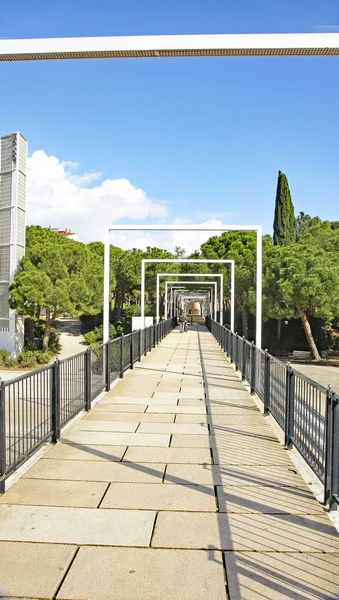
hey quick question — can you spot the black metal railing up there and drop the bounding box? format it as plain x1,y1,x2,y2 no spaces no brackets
0,316,176,490
206,316,339,508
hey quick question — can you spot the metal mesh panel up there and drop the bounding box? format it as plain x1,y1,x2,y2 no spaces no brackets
17,208,25,246
0,247,10,281
3,367,53,475
109,338,120,383
0,172,12,208
90,344,105,399
0,136,14,171
0,208,11,245
292,373,326,482
59,352,86,426
17,171,26,209
0,283,9,320
254,348,265,401
269,359,287,429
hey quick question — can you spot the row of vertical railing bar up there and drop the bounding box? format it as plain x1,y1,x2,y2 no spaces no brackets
205,316,339,508
0,316,177,491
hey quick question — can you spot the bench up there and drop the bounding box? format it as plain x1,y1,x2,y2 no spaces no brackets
289,350,312,361
289,350,329,362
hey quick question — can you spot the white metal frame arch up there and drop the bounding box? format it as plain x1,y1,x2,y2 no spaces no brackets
1,33,338,61
177,292,211,319
156,272,225,322
139,256,236,330
165,281,217,321
104,223,261,343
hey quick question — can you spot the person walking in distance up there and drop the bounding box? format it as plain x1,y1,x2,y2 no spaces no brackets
178,313,186,333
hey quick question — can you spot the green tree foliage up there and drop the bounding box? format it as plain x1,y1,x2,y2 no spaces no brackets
10,226,103,350
264,229,339,359
200,231,258,337
273,171,296,246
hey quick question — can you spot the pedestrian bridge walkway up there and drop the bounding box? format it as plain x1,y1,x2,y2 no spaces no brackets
0,326,339,599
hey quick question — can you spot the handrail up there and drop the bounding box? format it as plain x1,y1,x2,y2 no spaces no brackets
205,315,339,508
0,316,177,491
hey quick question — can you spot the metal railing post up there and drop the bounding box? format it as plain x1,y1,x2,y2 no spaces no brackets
264,350,270,414
51,359,60,443
284,364,295,447
139,329,142,362
105,342,111,391
85,348,92,410
120,335,124,378
153,325,156,348
250,341,256,393
234,333,238,369
130,334,134,369
242,336,246,380
324,386,339,508
144,327,147,356
0,380,6,492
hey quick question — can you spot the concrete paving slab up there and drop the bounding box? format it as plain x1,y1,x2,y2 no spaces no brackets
101,396,179,405
152,512,233,549
175,414,209,423
123,447,212,464
208,405,259,414
213,464,309,488
88,410,175,422
95,402,148,412
224,552,339,600
171,434,212,448
212,445,292,466
0,478,107,508
0,541,77,600
57,547,227,600
101,482,217,511
0,504,156,546
64,431,171,446
137,422,209,435
25,459,166,483
146,404,206,414
74,420,139,432
152,511,339,551
217,485,324,514
44,442,127,462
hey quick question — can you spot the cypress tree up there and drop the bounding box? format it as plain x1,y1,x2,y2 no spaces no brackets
273,170,296,245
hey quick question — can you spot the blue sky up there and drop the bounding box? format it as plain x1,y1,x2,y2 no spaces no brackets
0,0,338,248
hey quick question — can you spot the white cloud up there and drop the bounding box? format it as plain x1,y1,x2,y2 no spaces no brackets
111,218,224,255
26,151,168,242
26,150,225,253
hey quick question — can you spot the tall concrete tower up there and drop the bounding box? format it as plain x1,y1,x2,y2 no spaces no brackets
0,132,27,355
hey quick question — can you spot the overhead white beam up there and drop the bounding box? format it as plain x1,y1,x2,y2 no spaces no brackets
1,33,338,61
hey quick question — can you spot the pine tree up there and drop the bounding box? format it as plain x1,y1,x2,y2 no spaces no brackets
273,170,296,246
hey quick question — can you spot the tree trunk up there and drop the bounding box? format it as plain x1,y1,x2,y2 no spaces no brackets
241,306,248,339
277,319,281,344
42,310,53,351
299,310,321,360
26,318,36,346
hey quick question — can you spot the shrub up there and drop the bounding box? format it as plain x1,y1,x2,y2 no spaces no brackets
4,356,18,368
84,323,123,346
35,350,54,364
0,349,13,364
17,350,37,368
17,349,54,368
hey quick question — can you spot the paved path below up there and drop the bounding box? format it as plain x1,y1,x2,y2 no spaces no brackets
0,326,339,599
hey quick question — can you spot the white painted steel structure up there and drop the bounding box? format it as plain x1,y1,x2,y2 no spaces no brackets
104,227,261,344
164,282,217,321
139,257,236,332
177,292,211,319
165,280,218,321
1,33,338,61
156,272,225,322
